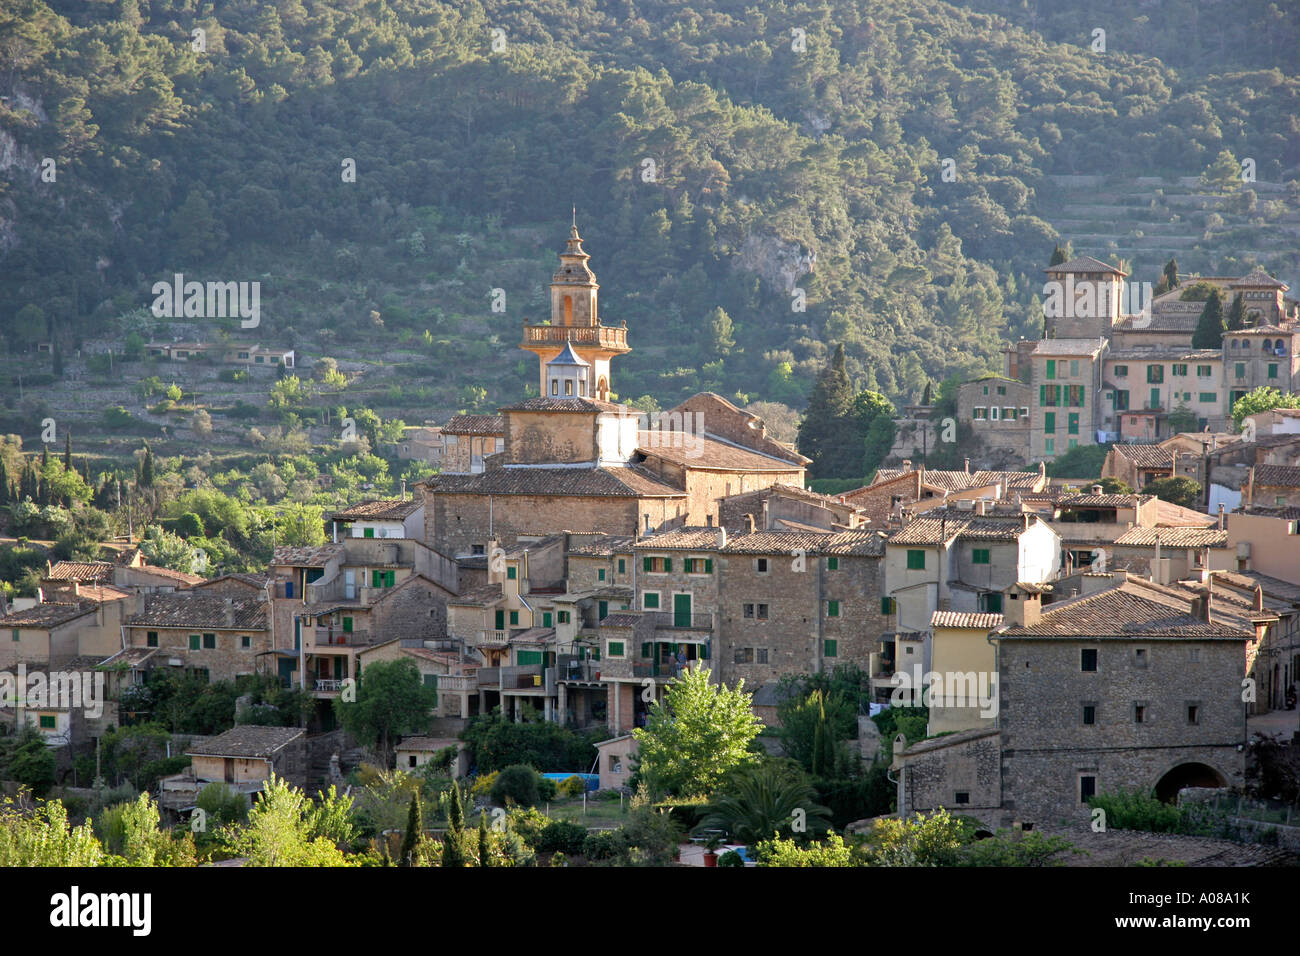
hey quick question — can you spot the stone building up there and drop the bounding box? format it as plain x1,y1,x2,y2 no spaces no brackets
1029,338,1107,461
439,414,505,475
956,375,1033,463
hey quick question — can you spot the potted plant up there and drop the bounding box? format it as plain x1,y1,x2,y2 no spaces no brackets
702,834,723,868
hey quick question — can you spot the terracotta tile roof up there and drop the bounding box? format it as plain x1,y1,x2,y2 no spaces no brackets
444,414,505,435
45,561,114,583
1254,465,1300,488
0,602,97,628
600,613,642,628
1113,527,1227,548
509,627,554,644
126,593,268,630
566,534,636,556
187,725,303,758
447,584,502,606
870,468,1041,493
194,573,270,589
499,397,622,413
331,498,422,521
931,611,1004,629
272,543,345,567
1031,338,1107,357
1109,443,1174,469
1152,500,1216,528
1232,324,1292,335
1113,313,1201,333
1230,268,1288,289
888,514,1038,546
723,531,837,555
1044,256,1126,275
637,431,805,472
430,465,685,499
1061,493,1151,508
1240,506,1300,520
133,564,205,585
819,530,889,556
634,527,725,551
996,581,1251,639
43,582,133,603
974,470,1042,490
395,736,461,752
1106,347,1222,361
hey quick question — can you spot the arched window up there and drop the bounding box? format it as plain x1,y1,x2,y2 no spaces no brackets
563,295,573,325
565,379,574,395
1241,339,1250,349
1262,339,1272,351
551,379,559,395
1230,339,1238,348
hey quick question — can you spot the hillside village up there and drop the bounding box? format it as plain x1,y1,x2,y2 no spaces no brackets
2,222,1299,869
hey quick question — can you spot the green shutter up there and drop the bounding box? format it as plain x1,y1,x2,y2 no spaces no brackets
1039,384,1045,404
703,558,713,573
643,556,652,572
517,650,542,666
827,557,838,570
701,642,711,660
363,527,375,538
386,570,395,587
189,634,200,650
607,642,624,658
881,596,892,615
1044,412,1055,433
597,568,606,581
640,642,652,659
543,612,553,628
663,558,672,572
598,600,608,620
907,550,925,570
643,592,659,609
507,566,517,580
824,639,838,658
618,558,626,574
372,570,382,588
827,600,840,617
343,617,353,633
509,610,519,626
495,609,505,629
147,631,158,647
1046,359,1055,379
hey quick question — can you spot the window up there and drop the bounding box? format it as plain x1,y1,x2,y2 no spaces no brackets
1113,365,1128,378
10,629,17,642
542,612,553,628
1114,390,1129,411
643,592,660,610
241,635,251,649
1149,388,1160,409
642,556,671,573
982,385,989,395
1045,438,1055,455
1040,384,1061,406
363,527,375,539
509,610,519,626
1240,339,1250,350
1268,363,1279,379
827,557,839,571
755,558,769,573
1197,365,1212,377
1187,704,1200,725
1134,704,1146,723
39,715,56,729
1081,648,1098,672
1172,363,1188,376
756,648,769,664
507,566,517,580
189,634,201,650
990,407,1000,421
1068,412,1079,435
955,792,970,805
1004,407,1018,420
824,639,838,657
881,596,896,615
146,631,158,648
906,550,926,570
827,600,840,618
997,385,1006,395
742,603,769,620
597,568,606,582
983,593,1003,614
683,557,713,574
1134,648,1147,668
1070,360,1080,377
1236,363,1246,378
1082,704,1096,726
734,647,754,664
1147,365,1163,383
557,611,570,624
1020,407,1029,418
1080,775,1097,804
1044,412,1056,434
607,641,626,658
972,548,990,564
423,674,437,688
618,558,626,574
973,407,987,420
1045,359,1056,379
1199,392,1216,403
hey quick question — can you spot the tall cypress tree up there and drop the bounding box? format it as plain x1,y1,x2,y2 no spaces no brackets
478,810,490,867
442,783,465,867
1163,257,1179,291
1226,292,1246,332
1192,290,1226,349
139,443,154,487
399,794,422,867
63,430,72,469
1049,242,1072,266
0,458,8,505
797,344,855,479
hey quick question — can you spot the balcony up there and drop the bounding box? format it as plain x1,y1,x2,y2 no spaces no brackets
310,630,372,647
648,611,715,633
521,323,630,352
437,675,475,693
476,667,500,688
479,630,510,647
557,656,602,684
315,679,345,693
500,665,544,691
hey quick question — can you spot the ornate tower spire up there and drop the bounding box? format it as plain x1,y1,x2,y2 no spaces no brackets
521,220,630,402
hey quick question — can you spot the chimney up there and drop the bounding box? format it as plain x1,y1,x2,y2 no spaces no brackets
745,513,756,533
1038,461,1046,482
46,560,53,576
716,527,727,549
72,581,80,597
1004,589,1041,628
762,498,770,530
964,458,971,475
225,596,236,627
903,459,913,473
1254,585,1264,613
975,500,987,516
1245,466,1255,509
1195,587,1212,622
1217,503,1225,531
1091,484,1103,495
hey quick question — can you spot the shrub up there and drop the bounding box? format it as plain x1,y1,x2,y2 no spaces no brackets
535,820,587,855
558,774,587,798
1088,789,1187,834
582,830,622,861
490,765,541,807
470,771,499,798
538,776,557,802
718,849,745,867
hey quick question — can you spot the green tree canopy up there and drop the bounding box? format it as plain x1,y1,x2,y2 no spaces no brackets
334,659,436,767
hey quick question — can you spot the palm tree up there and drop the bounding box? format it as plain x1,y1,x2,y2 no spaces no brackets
693,764,832,846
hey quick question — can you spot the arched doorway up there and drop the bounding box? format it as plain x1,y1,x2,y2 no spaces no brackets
596,375,608,400
1154,762,1227,803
